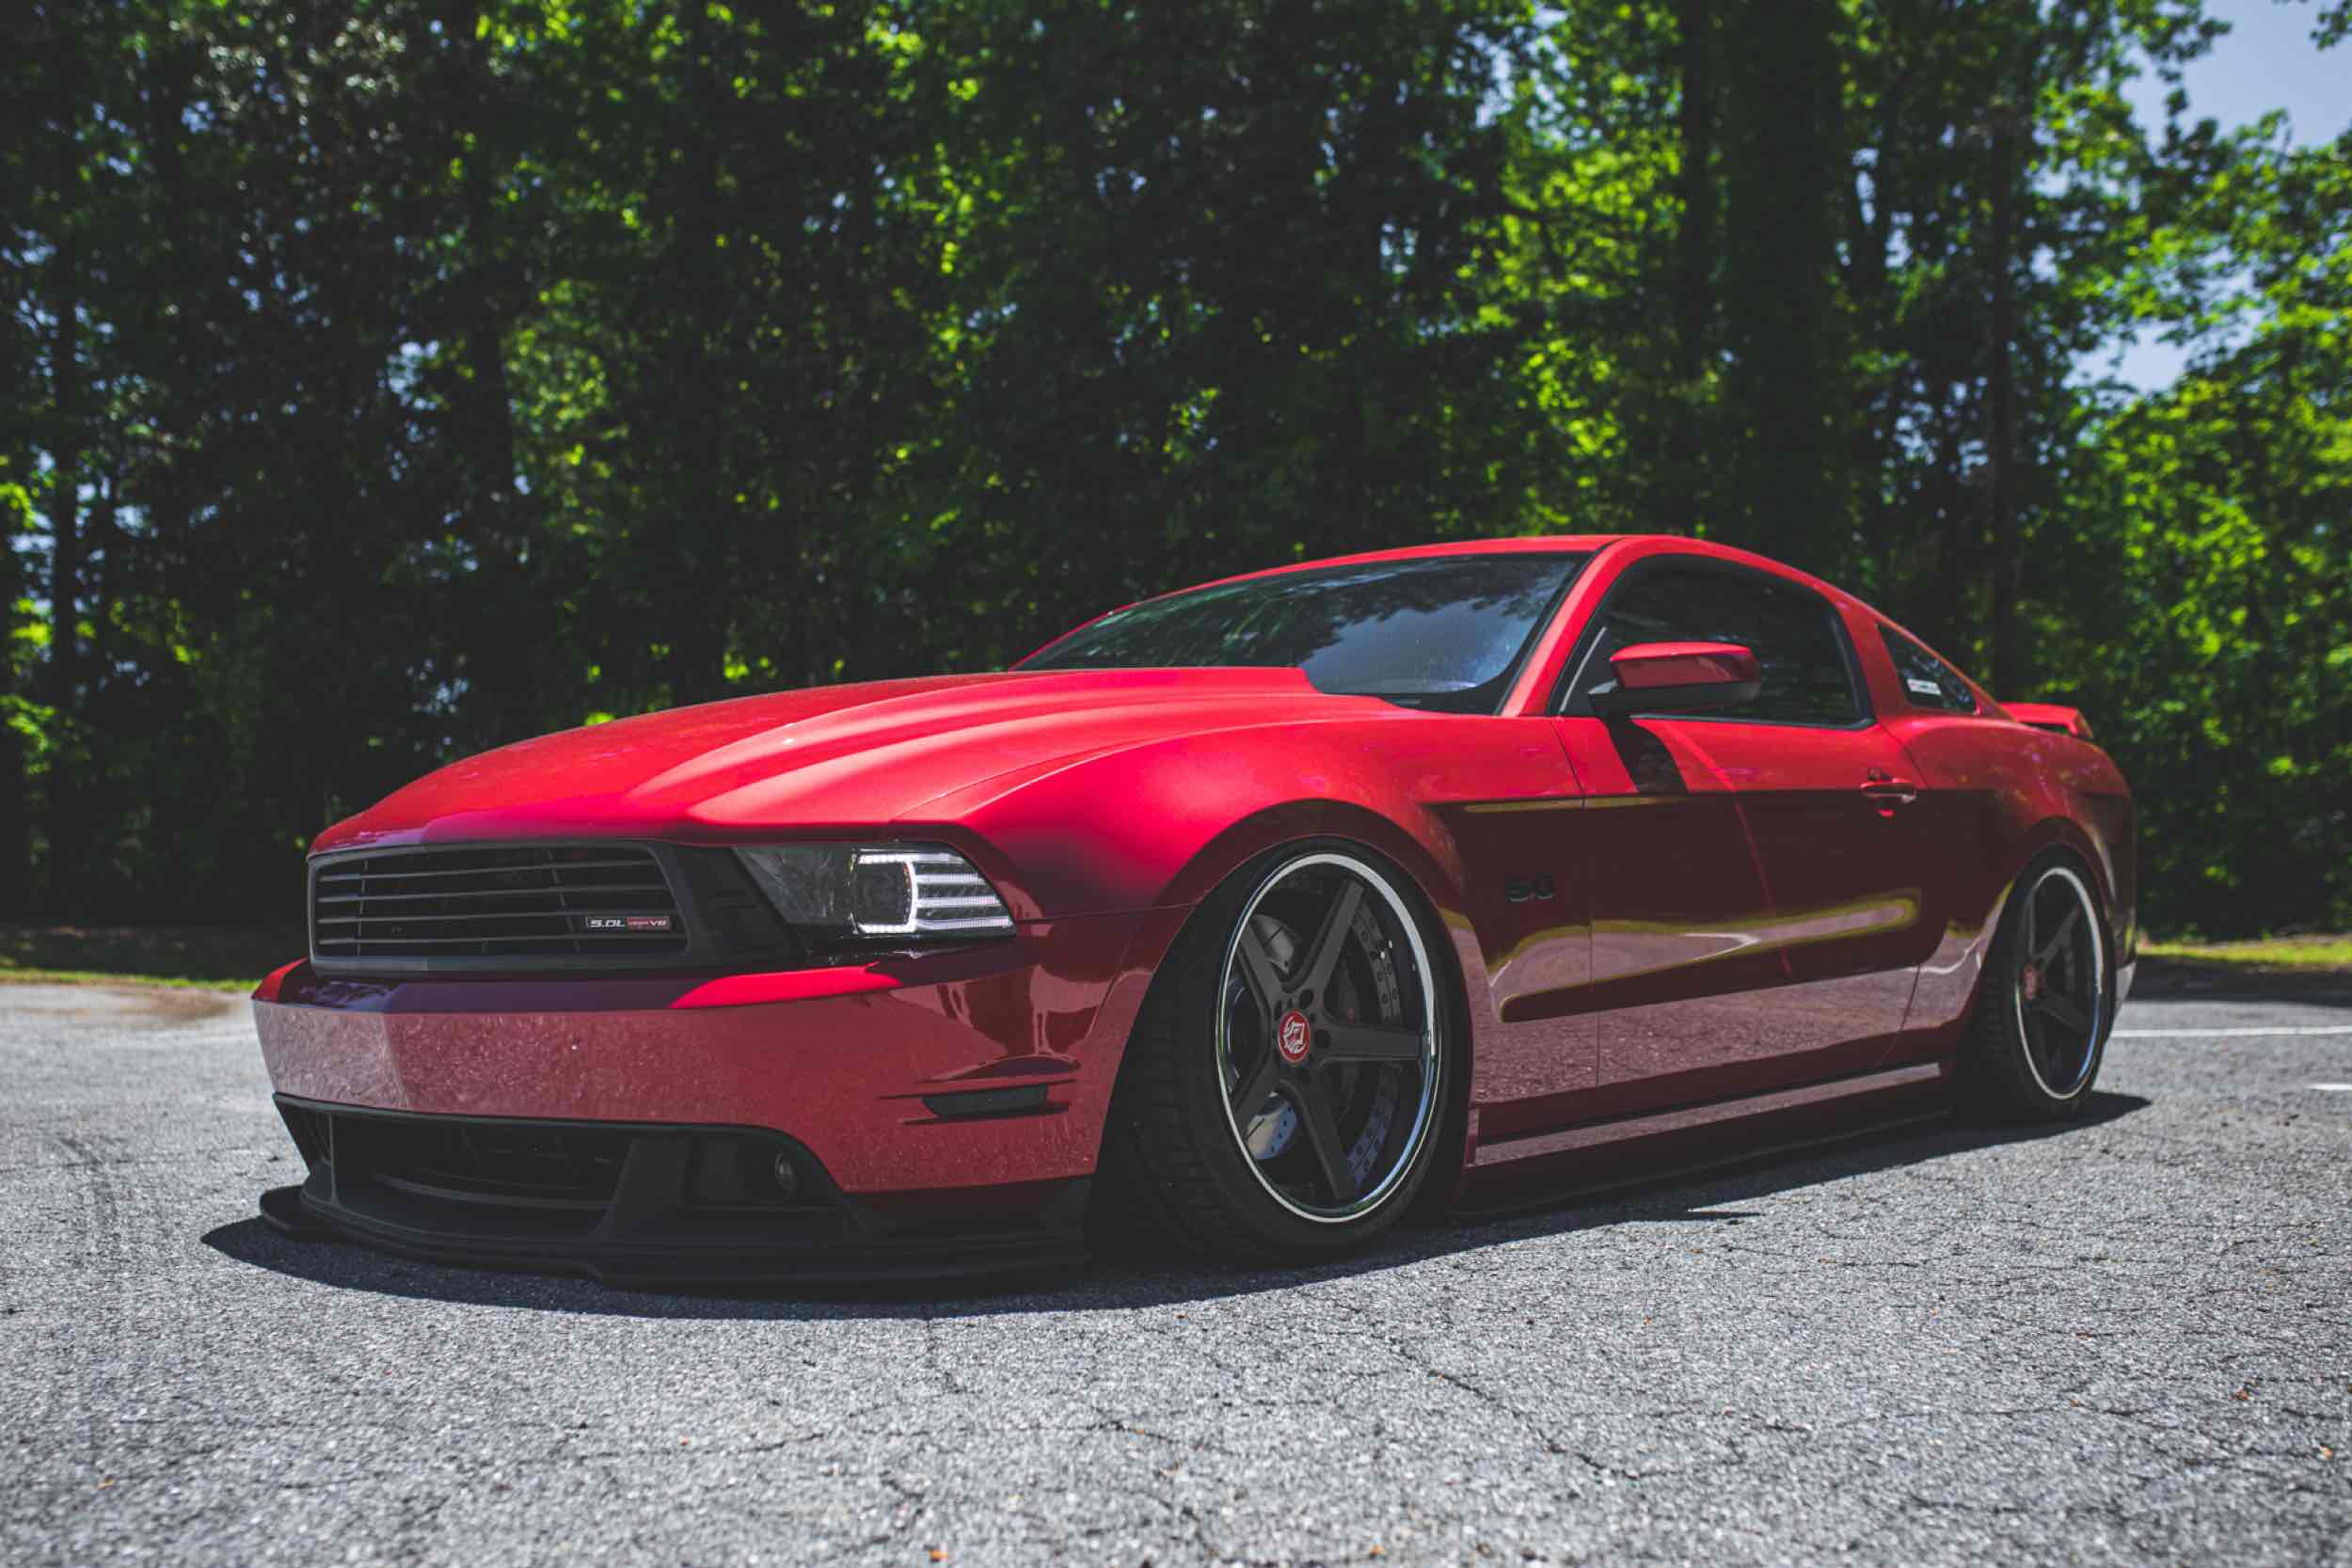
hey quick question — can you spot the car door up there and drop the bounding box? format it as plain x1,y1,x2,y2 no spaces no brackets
1549,556,1939,1115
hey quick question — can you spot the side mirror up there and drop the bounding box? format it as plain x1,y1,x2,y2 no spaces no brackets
1590,641,1762,716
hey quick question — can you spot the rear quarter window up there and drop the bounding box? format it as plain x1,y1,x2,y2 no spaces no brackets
1879,626,1979,714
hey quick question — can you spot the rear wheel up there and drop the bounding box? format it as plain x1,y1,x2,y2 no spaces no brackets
1966,854,2112,1119
1097,843,1450,1261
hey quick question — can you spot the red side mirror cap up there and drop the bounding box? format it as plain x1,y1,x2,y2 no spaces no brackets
1593,641,1764,715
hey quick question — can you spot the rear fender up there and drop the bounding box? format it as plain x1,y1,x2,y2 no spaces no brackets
1885,715,2135,1055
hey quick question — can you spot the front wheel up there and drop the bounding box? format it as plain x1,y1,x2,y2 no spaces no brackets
1097,843,1452,1261
1965,854,2114,1119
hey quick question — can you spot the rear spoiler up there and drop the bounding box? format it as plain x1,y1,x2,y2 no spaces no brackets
2005,702,2095,741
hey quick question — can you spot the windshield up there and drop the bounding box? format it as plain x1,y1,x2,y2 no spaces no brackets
1019,551,1590,713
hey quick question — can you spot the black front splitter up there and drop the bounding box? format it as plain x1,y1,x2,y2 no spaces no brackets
259,1097,1090,1291
258,1181,1086,1290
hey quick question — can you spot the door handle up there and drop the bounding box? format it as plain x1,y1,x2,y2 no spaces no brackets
1861,779,1919,813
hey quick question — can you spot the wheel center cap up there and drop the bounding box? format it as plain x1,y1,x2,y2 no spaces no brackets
1276,1009,1312,1065
2022,962,2042,1003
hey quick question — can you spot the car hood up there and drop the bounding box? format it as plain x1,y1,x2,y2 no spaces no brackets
311,667,1387,853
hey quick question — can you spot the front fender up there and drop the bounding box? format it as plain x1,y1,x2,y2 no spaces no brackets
912,715,1565,921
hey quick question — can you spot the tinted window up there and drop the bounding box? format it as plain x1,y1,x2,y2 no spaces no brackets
1020,552,1588,714
1570,562,1862,725
1880,625,1979,713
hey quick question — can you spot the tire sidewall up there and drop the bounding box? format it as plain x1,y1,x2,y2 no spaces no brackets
1983,847,2117,1118
1173,837,1457,1256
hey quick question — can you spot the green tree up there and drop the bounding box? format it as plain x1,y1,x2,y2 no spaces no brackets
0,0,2343,938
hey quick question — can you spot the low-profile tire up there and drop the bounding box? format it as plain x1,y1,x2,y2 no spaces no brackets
1963,850,2116,1120
1095,840,1454,1263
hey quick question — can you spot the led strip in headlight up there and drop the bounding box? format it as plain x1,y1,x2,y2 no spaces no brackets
734,842,1015,952
845,847,1014,935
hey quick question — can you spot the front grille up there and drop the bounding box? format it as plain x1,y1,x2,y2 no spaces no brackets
350,1117,630,1210
311,843,687,967
275,1099,852,1256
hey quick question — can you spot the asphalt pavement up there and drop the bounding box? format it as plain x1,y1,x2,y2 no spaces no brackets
3,978,2347,1567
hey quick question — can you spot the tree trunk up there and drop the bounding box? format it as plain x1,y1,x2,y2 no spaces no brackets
46,30,86,913
442,0,535,739
1666,0,1714,537
661,0,732,703
0,491,22,912
1985,110,2021,699
1719,0,1851,570
139,32,197,566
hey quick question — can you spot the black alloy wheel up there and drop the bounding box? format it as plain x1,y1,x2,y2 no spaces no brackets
1099,843,1450,1260
1216,850,1444,1223
1969,855,2112,1118
2013,863,2106,1098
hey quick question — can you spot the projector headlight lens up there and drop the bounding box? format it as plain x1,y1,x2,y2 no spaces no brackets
734,843,1015,950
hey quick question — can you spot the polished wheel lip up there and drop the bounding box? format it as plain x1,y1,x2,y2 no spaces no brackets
2011,863,2106,1100
1216,850,1442,1225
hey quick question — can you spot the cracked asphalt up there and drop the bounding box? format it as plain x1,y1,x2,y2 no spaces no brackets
3,980,2348,1567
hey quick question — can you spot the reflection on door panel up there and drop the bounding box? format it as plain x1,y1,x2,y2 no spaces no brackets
1544,717,1786,1117
1718,722,1933,1078
1421,721,1598,1114
1542,557,1937,1117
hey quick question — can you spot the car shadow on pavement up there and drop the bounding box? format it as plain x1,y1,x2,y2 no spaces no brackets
202,1090,2150,1321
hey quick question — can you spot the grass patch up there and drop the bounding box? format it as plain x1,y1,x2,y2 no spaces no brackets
2142,934,2352,970
0,925,304,992
2136,932,2352,997
0,968,260,992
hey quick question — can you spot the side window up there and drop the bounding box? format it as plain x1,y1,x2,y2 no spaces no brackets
1879,626,1979,714
1573,563,1863,725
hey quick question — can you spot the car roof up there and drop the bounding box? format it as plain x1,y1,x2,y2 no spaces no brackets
1026,534,1882,674
1164,533,1844,601
1131,535,1605,608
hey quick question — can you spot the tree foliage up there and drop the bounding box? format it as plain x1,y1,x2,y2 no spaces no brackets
2,0,2345,936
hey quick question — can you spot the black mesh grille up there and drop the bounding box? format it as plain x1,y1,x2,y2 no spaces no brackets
311,843,688,965
352,1117,630,1210
280,1102,333,1166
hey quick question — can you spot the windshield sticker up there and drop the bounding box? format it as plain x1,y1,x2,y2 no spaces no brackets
1906,677,1944,698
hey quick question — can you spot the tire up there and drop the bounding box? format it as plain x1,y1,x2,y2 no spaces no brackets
1963,850,2116,1120
1093,840,1454,1263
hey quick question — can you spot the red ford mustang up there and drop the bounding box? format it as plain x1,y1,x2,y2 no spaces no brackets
252,536,2136,1282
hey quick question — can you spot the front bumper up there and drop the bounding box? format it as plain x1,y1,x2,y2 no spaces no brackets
262,1099,1089,1284
250,912,1177,1283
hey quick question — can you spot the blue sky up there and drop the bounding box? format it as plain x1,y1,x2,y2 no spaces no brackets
2106,0,2348,389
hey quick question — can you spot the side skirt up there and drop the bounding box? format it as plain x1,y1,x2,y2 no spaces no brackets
1455,1060,1953,1215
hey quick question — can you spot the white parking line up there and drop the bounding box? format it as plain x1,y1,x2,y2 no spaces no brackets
2310,1083,2352,1092
2112,1025,2352,1038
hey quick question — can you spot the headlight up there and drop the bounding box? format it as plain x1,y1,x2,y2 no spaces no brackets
733,842,1015,952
